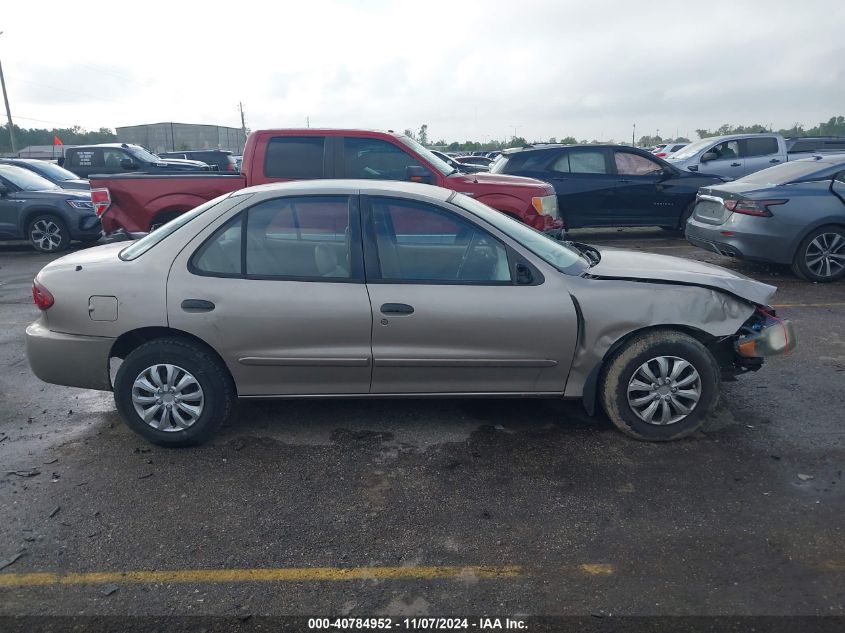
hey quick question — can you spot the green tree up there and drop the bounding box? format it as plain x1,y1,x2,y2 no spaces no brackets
418,124,428,146
560,136,577,144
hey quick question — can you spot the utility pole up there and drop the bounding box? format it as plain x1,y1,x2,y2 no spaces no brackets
0,32,16,154
238,102,247,152
632,123,636,147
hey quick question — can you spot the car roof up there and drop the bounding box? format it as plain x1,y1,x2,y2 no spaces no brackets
238,179,454,201
502,144,649,155
162,149,233,154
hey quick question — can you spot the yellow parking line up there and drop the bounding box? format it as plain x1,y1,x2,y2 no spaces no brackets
0,563,614,587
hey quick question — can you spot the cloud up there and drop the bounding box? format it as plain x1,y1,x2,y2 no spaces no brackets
2,0,844,140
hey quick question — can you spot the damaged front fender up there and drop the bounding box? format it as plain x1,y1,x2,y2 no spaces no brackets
564,277,757,407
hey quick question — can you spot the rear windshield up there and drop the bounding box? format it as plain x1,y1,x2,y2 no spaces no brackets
0,164,59,191
27,161,80,182
737,160,843,185
119,193,234,261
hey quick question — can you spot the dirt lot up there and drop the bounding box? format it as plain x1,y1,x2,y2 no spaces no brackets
0,229,843,622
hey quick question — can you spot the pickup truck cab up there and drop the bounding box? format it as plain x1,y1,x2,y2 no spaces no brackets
90,129,560,235
61,143,211,179
668,133,845,179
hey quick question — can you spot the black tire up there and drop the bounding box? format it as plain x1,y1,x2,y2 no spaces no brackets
149,211,182,231
661,202,696,233
28,214,70,253
114,338,236,447
599,330,720,441
790,225,845,283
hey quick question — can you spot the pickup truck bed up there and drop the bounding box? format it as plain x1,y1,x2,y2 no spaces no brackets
95,173,245,233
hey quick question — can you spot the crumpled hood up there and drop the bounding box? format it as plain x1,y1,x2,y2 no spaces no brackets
587,247,777,306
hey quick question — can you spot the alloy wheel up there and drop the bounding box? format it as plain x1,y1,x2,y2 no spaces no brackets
627,356,701,425
131,364,205,432
30,219,63,252
805,232,845,279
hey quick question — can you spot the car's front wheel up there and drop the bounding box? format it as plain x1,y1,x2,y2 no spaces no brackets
791,225,845,282
28,215,70,253
600,330,720,441
114,338,236,447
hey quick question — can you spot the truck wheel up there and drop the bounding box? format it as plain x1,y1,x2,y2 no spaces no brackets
600,330,719,441
28,215,70,253
114,338,236,447
790,225,845,282
150,211,182,231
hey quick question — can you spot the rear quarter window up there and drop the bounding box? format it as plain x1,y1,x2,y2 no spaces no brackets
743,137,779,157
264,136,325,179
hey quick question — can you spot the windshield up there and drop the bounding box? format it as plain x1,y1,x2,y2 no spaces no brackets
0,164,60,191
26,161,79,182
119,193,234,261
127,145,161,163
669,138,715,160
396,135,454,176
737,159,843,186
452,193,584,272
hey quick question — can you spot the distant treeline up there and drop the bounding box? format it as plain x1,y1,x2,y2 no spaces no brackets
0,124,116,152
4,115,844,154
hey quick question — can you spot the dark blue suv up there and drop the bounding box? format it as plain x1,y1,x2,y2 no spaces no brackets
491,144,726,230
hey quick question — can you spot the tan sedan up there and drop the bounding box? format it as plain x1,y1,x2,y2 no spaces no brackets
26,180,794,446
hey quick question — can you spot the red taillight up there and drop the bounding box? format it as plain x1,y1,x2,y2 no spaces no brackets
655,152,667,157
91,188,111,217
723,198,787,217
32,279,54,310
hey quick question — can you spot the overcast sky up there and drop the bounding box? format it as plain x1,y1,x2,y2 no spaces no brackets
2,0,843,143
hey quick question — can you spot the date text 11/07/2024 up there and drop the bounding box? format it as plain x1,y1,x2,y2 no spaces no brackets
307,617,528,630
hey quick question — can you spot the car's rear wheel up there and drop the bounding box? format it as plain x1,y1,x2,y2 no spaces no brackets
791,225,845,282
114,338,235,447
28,215,70,253
600,330,720,441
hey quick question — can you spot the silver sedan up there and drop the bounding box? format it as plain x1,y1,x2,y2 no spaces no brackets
686,157,845,282
26,180,795,446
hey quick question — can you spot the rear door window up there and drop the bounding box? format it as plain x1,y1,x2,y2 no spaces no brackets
742,137,779,157
68,149,103,169
552,150,608,174
264,136,326,179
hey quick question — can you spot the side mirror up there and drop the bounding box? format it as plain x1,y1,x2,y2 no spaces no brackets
406,165,433,184
120,158,137,170
57,157,65,167
701,151,718,162
515,262,534,285
0,183,8,196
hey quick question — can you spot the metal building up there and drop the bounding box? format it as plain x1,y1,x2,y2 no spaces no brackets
116,122,246,154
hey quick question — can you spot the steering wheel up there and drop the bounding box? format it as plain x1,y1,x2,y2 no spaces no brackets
455,231,479,280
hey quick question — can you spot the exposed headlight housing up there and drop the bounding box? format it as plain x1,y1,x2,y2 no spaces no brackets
532,195,559,218
67,200,94,211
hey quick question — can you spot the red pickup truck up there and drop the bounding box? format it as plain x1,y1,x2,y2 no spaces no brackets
90,129,562,234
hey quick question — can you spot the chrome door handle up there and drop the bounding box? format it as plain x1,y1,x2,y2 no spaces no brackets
380,303,414,315
769,159,780,163
730,162,741,167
